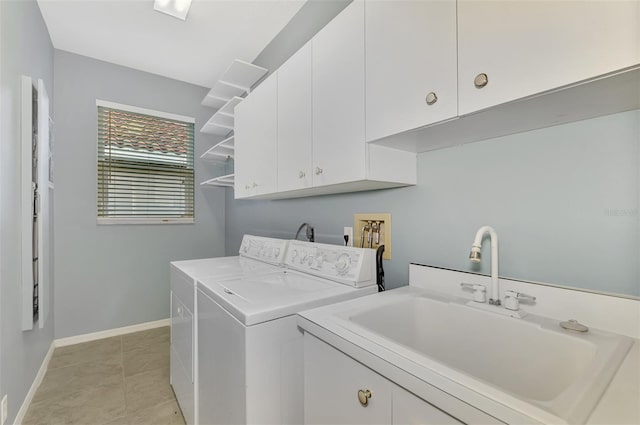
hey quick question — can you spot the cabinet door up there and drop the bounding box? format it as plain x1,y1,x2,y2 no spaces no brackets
312,0,366,187
458,0,640,115
304,334,392,425
234,73,278,198
392,385,462,425
277,42,313,192
365,0,457,142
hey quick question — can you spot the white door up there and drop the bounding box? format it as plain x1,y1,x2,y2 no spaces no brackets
304,334,392,425
234,73,278,198
458,0,640,115
312,0,366,187
277,42,313,192
365,0,457,142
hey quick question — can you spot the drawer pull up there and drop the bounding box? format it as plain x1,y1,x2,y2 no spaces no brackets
474,73,489,88
425,91,438,105
357,389,371,407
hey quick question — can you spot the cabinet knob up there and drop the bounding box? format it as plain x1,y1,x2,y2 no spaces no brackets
245,184,251,190
425,91,438,105
299,171,306,179
474,73,489,89
315,167,323,175
252,182,258,188
357,389,372,407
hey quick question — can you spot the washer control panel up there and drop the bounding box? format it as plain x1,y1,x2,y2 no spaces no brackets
239,235,289,265
284,241,375,287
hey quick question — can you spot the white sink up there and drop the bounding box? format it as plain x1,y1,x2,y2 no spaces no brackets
336,293,632,424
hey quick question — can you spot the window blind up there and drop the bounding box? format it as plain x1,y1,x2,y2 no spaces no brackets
97,105,194,222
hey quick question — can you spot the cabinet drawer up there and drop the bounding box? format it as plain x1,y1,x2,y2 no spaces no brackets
170,264,194,312
304,334,392,425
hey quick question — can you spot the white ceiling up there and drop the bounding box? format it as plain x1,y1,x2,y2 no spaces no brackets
37,0,305,88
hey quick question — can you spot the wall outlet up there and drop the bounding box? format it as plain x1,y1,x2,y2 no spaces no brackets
353,213,392,260
343,227,353,247
1,394,7,425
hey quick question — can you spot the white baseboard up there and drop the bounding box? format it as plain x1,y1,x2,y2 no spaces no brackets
54,318,170,348
14,341,55,425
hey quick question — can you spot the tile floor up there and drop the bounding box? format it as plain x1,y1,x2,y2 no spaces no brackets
23,327,185,425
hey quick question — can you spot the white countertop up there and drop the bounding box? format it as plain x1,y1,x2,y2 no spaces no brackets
297,286,640,425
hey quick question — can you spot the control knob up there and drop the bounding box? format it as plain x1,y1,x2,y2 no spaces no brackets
335,253,351,275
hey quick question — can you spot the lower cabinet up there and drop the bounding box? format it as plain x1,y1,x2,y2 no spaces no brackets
304,333,466,425
392,386,461,425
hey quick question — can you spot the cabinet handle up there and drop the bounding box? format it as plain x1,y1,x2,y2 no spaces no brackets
474,73,489,89
425,91,438,105
299,171,306,179
357,389,371,407
315,167,323,175
245,184,250,190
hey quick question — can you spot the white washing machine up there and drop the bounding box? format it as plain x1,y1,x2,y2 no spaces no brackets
197,240,379,425
170,235,290,425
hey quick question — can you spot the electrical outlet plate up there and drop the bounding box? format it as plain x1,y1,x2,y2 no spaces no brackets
343,226,354,247
2,394,7,425
353,213,391,260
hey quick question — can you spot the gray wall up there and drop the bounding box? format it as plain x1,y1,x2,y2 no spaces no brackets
226,110,640,296
0,1,55,422
252,0,351,76
53,51,227,338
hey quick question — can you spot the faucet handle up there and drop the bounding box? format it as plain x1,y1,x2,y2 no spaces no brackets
504,290,536,311
460,282,487,303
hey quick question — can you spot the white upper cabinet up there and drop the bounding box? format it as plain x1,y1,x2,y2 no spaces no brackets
277,42,313,192
234,72,278,198
312,0,366,187
458,0,640,115
365,0,458,143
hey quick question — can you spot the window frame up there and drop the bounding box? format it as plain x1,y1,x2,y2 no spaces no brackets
95,100,196,225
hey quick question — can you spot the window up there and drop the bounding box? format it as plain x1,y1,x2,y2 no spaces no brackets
97,101,195,224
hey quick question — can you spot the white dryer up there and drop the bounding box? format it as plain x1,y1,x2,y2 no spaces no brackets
197,240,379,425
170,235,289,425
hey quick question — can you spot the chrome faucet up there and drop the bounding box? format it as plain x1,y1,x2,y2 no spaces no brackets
469,226,500,305
295,222,315,242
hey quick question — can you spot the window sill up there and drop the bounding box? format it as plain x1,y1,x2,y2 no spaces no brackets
97,218,194,225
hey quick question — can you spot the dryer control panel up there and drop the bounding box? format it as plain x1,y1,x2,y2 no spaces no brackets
239,235,289,266
285,241,375,288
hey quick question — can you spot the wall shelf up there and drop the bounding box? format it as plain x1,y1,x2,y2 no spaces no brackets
201,173,235,188
218,96,243,116
201,108,235,135
200,59,266,190
201,136,234,162
201,60,268,109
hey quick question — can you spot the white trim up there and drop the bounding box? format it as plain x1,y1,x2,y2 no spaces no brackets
54,318,170,347
95,99,195,124
14,341,55,425
97,217,194,225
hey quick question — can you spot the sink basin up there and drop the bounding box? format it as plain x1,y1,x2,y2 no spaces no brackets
336,293,632,424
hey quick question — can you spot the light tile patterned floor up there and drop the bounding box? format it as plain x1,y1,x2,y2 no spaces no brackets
23,327,186,425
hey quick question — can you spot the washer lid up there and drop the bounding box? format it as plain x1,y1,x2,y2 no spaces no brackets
197,270,376,326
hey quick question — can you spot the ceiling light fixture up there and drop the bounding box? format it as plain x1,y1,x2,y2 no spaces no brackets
154,0,193,21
